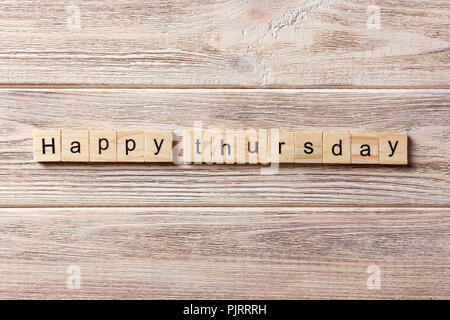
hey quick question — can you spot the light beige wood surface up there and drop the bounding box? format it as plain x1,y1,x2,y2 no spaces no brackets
0,207,448,299
0,0,449,300
1,89,447,207
0,0,448,87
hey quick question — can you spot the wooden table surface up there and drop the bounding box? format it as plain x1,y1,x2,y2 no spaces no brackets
0,1,449,299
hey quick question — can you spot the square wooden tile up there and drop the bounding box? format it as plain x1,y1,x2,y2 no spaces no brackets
379,132,408,165
183,130,212,164
89,130,117,162
295,131,323,163
61,130,89,162
268,131,295,163
117,131,145,162
351,133,379,164
33,129,61,162
211,131,238,164
323,132,351,164
145,131,173,162
241,130,268,164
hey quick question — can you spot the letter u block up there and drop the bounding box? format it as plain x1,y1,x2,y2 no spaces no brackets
33,129,61,162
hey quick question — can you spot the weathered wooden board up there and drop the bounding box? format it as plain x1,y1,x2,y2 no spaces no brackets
0,89,448,207
0,0,448,87
0,207,448,299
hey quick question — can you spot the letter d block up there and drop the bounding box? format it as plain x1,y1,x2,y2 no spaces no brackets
33,130,61,162
61,130,89,162
89,130,117,162
117,131,144,162
323,132,351,164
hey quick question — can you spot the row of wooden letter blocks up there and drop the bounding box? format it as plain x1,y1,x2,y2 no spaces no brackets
33,130,408,164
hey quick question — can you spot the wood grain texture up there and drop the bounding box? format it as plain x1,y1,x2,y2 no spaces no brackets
0,0,448,87
0,89,448,207
0,207,448,299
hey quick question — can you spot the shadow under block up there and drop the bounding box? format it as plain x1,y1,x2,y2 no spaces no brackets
268,132,295,163
295,132,323,163
145,131,173,162
117,131,145,162
323,132,351,164
183,130,212,164
351,133,379,164
89,130,117,162
61,130,89,162
211,131,239,164
379,133,408,165
33,130,61,162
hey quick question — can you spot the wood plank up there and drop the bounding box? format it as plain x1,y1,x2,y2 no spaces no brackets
0,207,448,299
0,89,448,207
0,1,448,87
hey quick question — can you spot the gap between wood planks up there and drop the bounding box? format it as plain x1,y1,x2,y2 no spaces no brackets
0,205,449,209
0,85,450,90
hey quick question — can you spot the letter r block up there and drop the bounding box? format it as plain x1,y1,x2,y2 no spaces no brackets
145,131,173,162
379,133,408,165
33,129,61,162
117,131,144,162
89,130,117,162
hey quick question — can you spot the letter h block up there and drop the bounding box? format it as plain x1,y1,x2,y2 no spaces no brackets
33,130,61,162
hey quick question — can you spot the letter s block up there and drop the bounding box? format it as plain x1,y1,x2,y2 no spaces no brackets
33,129,61,162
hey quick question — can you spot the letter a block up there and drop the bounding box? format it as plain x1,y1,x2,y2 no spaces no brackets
61,130,89,162
379,133,408,165
33,130,61,162
351,133,379,164
145,131,173,162
117,131,144,162
89,130,117,162
323,132,351,164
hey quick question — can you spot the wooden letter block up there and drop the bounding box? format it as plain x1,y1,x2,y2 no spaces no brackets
212,131,239,164
351,133,379,164
379,133,408,165
61,130,89,162
117,131,144,162
33,129,61,162
323,132,351,164
268,131,295,163
240,130,268,164
183,130,212,164
89,130,117,162
145,131,173,162
295,132,323,163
